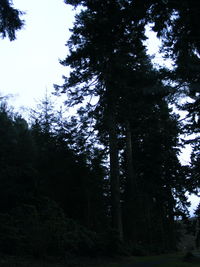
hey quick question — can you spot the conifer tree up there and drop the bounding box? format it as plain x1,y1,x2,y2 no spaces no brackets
56,0,159,240
56,0,193,247
0,0,24,40
148,0,200,196
30,94,107,230
0,101,36,211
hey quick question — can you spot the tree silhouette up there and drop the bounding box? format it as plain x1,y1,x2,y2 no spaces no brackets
0,0,24,40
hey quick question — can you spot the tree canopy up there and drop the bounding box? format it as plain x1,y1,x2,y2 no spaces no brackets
0,0,24,41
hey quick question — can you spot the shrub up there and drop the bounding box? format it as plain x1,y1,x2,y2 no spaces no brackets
0,213,21,254
0,197,99,258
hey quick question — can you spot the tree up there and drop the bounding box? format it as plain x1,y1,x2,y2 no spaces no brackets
56,0,194,249
30,94,107,230
0,0,24,40
56,0,157,240
148,0,200,197
0,100,107,257
0,101,36,212
194,202,200,248
107,70,189,251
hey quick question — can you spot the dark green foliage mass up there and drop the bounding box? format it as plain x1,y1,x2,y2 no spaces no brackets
194,203,200,248
122,96,187,252
148,0,200,203
0,0,24,40
0,100,108,257
0,0,199,260
56,0,191,251
29,96,107,230
0,197,100,257
0,103,36,212
57,0,167,242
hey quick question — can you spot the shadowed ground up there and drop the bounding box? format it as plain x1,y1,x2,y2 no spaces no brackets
1,252,200,267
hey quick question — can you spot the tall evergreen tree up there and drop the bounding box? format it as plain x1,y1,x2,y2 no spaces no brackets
30,94,107,230
126,96,187,251
148,0,200,195
55,0,192,249
56,0,158,240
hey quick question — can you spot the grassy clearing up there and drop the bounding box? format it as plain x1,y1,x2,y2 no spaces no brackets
1,252,200,267
97,252,200,267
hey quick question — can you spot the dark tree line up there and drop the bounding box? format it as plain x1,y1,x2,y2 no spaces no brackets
55,0,198,250
0,0,200,258
0,98,110,257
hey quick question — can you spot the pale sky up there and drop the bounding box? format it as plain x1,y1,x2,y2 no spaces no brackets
0,0,199,215
0,0,74,109
0,2,162,111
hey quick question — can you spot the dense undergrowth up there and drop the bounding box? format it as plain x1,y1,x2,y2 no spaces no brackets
0,196,181,261
0,197,126,259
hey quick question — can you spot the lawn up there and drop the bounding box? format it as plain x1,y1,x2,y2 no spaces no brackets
97,252,200,267
1,252,200,267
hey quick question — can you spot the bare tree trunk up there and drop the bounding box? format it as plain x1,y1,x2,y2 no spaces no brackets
124,119,137,241
126,120,136,196
108,106,123,241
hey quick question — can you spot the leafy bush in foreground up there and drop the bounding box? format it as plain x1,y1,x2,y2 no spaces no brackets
0,197,99,258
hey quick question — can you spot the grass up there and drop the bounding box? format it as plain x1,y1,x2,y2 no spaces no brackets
97,252,200,267
1,252,200,267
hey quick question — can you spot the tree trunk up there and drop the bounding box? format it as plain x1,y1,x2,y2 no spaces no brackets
108,105,123,241
126,120,136,196
123,119,137,241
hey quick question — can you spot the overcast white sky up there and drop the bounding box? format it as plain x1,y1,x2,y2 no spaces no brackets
0,1,162,110
0,0,74,109
0,0,199,214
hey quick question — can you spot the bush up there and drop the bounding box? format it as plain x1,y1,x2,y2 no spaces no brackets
0,197,99,258
9,198,67,257
0,213,21,254
64,219,97,255
94,228,130,256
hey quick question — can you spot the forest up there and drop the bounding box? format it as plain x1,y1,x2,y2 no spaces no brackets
0,0,200,260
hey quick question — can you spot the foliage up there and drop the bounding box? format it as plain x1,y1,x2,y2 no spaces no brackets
0,100,108,257
0,0,24,40
149,0,200,195
0,213,20,254
0,0,199,259
0,197,101,258
55,0,193,250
